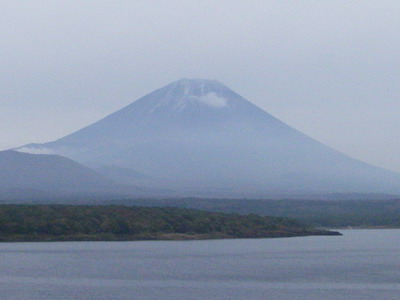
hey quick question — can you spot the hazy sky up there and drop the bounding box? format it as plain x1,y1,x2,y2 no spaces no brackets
1,1,399,172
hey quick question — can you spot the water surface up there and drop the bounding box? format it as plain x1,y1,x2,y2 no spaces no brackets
0,229,399,299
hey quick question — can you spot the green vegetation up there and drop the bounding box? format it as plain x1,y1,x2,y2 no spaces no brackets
0,205,340,242
104,198,400,228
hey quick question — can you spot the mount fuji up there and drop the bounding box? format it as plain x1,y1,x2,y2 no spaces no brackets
18,79,400,197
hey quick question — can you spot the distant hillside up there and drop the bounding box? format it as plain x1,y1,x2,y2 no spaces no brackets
0,150,113,196
102,198,400,228
0,150,175,200
0,205,340,242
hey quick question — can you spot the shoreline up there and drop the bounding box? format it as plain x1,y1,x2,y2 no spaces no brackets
0,230,342,243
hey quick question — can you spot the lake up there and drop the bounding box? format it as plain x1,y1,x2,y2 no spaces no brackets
0,229,399,299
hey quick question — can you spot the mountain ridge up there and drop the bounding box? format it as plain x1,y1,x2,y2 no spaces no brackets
0,150,112,191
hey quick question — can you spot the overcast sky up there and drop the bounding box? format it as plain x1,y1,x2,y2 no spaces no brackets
1,0,399,172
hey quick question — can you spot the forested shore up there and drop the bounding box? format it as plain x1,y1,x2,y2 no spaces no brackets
0,205,340,242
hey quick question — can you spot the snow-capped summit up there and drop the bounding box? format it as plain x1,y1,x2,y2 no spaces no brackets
113,78,260,115
134,78,233,112
163,79,230,109
18,79,400,197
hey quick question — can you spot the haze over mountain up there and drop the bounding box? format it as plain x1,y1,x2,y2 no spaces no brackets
0,150,167,200
18,79,400,197
0,150,113,199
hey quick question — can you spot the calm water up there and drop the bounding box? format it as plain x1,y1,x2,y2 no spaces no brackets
0,229,399,300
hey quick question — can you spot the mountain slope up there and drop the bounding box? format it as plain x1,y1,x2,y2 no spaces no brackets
0,150,113,195
18,79,400,196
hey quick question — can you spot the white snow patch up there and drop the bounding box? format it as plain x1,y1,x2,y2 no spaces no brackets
16,147,54,155
196,92,228,108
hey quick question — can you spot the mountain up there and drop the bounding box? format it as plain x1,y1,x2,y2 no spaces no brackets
0,150,114,198
94,166,150,185
0,150,169,200
17,78,400,197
